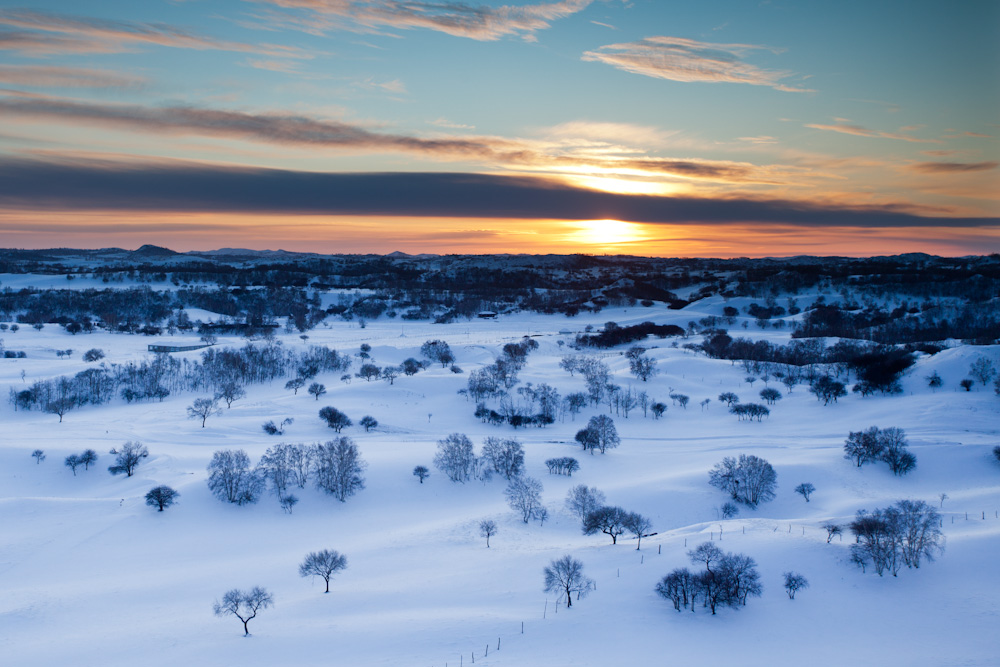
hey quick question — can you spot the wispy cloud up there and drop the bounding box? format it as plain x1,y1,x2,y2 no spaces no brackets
353,77,407,94
0,155,994,229
0,8,310,59
582,36,813,92
908,161,998,174
0,65,146,89
430,117,475,130
805,121,940,143
0,94,794,185
737,135,779,145
942,130,993,139
251,0,595,42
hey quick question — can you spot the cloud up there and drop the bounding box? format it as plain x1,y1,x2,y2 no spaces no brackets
353,77,407,94
908,161,999,174
0,8,310,59
582,35,813,92
252,0,595,41
430,117,475,130
0,65,145,89
737,135,779,145
805,122,940,143
0,155,994,229
0,94,793,184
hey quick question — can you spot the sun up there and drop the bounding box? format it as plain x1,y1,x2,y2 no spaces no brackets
572,219,646,248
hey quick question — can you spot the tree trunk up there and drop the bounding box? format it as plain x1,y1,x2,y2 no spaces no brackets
566,590,572,608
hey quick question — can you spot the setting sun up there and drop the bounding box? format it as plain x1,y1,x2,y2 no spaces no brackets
572,219,647,248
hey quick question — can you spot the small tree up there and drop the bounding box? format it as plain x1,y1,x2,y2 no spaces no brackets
64,454,81,476
280,494,298,513
708,454,777,507
969,357,997,386
308,382,327,401
720,501,739,519
188,397,221,428
299,549,347,594
312,437,366,502
783,572,809,599
319,406,352,432
433,433,476,483
794,482,815,502
718,392,739,407
207,449,264,505
215,380,246,408
586,414,619,454
543,555,593,608
359,415,378,432
413,465,430,483
925,371,943,390
108,441,149,477
959,378,974,392
505,476,543,523
823,523,842,543
479,519,498,547
79,449,98,471
624,511,652,550
285,377,305,394
31,449,45,464
759,387,782,405
145,485,179,511
213,587,273,636
583,505,629,544
83,348,105,362
381,366,399,384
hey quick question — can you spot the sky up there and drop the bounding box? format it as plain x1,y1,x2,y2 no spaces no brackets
0,0,997,257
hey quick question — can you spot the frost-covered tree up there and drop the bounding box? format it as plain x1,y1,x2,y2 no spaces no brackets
543,555,593,608
480,437,524,480
433,433,476,483
299,549,347,594
505,476,543,523
312,437,366,502
708,454,777,507
213,587,273,636
108,441,148,477
207,449,264,505
145,485,179,511
565,484,606,524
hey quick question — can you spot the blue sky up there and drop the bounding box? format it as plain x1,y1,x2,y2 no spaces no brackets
0,0,996,255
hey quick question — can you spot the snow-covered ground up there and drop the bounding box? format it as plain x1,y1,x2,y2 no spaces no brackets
1,300,998,666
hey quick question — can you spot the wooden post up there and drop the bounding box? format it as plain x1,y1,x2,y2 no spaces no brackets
658,544,661,554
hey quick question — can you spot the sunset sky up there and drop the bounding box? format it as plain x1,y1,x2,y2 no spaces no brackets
0,0,997,256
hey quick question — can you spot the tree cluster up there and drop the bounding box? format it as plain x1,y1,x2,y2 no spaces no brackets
849,500,944,576
656,542,763,615
843,426,916,475
708,454,777,507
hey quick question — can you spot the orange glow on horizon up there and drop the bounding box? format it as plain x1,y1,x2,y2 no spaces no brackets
0,209,995,257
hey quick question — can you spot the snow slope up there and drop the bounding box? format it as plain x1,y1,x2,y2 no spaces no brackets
1,303,998,667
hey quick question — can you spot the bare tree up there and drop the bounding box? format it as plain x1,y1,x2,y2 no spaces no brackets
359,415,378,432
505,476,543,523
308,382,327,401
413,465,429,483
543,555,594,608
207,449,264,505
583,505,629,544
479,519,498,547
108,441,149,477
213,587,273,636
188,397,221,428
312,438,366,502
145,485,179,511
586,414,619,454
319,406,352,432
624,511,652,550
708,454,777,507
299,549,347,593
969,357,997,386
433,433,476,483
480,437,524,480
565,485,606,524
31,449,45,464
823,523,842,543
215,379,246,408
794,482,815,502
783,572,808,599
285,377,305,394
64,454,81,475
79,449,98,470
